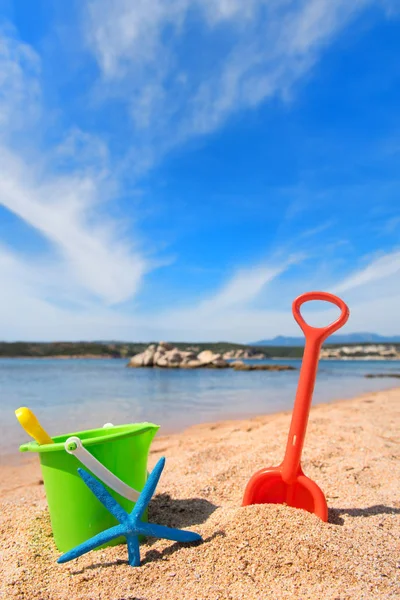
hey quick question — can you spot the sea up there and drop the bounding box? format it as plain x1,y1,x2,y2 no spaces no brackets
1,357,399,459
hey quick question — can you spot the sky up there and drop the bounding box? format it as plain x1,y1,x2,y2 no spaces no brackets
0,0,399,342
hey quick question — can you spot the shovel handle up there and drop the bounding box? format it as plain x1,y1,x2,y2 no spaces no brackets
281,292,349,483
292,291,349,345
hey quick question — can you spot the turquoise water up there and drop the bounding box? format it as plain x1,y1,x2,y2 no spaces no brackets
1,358,399,457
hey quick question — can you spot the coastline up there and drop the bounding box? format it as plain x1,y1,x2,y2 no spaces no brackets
0,355,124,359
271,356,400,361
2,385,400,474
1,387,399,598
2,355,399,361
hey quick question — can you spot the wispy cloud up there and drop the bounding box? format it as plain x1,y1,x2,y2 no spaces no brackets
0,25,148,308
0,148,146,304
1,7,400,343
0,245,146,340
0,22,40,133
84,0,375,171
332,250,400,295
146,247,400,341
197,255,302,312
148,255,304,340
382,0,400,17
297,220,335,239
381,215,400,234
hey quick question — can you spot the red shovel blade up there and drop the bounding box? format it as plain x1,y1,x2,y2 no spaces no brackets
242,467,328,522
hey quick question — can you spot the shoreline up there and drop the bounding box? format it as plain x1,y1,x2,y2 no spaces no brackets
0,355,125,360
2,384,399,480
1,386,399,598
1,355,400,361
271,356,400,361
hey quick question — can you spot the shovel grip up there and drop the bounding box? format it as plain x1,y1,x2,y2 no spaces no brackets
292,291,349,344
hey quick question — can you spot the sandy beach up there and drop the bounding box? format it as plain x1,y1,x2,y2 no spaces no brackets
0,388,399,600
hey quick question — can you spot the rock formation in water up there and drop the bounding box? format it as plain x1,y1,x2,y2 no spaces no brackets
222,348,266,360
127,341,283,370
128,342,230,369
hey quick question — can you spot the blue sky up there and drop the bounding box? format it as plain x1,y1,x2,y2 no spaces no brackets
0,0,399,342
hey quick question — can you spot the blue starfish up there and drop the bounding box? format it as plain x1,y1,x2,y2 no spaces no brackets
57,457,202,567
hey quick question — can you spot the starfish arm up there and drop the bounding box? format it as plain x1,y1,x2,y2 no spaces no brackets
132,457,165,520
57,524,126,564
136,522,202,543
78,468,129,524
126,533,141,567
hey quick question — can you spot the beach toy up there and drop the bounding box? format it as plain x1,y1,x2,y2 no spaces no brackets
242,291,349,521
58,457,202,567
19,420,159,551
15,407,54,445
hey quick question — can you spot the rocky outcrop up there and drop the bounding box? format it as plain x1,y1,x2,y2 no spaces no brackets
127,344,292,370
128,343,157,367
127,343,229,369
223,348,266,360
180,360,203,369
320,344,400,360
197,350,228,367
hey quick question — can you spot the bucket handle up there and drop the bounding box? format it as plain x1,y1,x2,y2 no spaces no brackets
64,436,140,502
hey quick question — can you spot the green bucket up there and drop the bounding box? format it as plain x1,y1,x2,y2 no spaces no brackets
19,422,159,552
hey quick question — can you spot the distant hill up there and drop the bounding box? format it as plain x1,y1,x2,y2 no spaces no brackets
1,337,399,359
0,341,261,358
252,333,400,347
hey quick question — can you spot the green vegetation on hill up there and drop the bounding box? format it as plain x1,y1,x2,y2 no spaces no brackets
0,341,277,358
255,345,304,358
169,342,304,358
324,342,400,349
0,342,146,358
0,341,398,359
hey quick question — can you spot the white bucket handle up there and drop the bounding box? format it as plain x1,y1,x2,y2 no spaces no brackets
64,435,140,502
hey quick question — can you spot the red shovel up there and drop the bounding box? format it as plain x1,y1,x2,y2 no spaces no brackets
242,291,349,521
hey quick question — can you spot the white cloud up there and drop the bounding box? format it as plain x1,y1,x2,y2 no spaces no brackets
198,255,302,312
55,128,109,174
1,236,399,341
0,246,144,340
84,0,377,169
332,250,400,294
148,256,303,340
144,248,400,341
0,22,41,134
0,26,148,308
0,148,146,304
1,9,400,343
200,266,287,312
297,220,335,239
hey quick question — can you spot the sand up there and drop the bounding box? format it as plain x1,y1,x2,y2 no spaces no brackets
0,388,399,600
